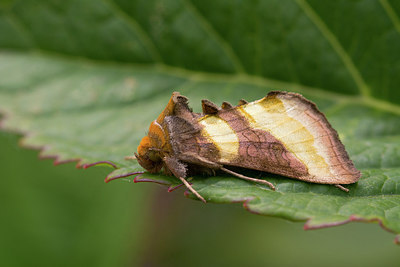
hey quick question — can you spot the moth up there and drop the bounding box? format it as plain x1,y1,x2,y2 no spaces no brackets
135,91,360,202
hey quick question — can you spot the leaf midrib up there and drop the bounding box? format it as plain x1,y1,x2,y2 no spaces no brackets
4,0,400,107
380,0,400,34
102,0,162,62
295,0,371,97
3,49,400,117
108,0,381,98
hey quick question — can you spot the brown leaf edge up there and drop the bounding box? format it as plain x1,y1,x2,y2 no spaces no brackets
1,112,399,245
130,172,400,245
0,112,185,193
0,112,119,169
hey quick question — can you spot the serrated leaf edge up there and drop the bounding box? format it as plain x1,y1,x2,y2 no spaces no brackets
133,174,400,245
0,114,118,170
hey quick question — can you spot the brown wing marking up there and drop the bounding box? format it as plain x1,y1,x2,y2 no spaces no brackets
164,116,220,163
237,91,360,184
270,92,360,183
221,101,233,110
202,99,220,114
216,108,309,178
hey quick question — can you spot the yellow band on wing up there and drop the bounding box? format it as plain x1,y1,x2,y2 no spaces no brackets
238,97,332,180
199,116,239,163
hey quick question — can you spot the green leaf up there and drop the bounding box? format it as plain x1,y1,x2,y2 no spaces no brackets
0,132,150,267
1,0,400,244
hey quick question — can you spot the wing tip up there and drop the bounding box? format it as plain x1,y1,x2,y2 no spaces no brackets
267,90,362,185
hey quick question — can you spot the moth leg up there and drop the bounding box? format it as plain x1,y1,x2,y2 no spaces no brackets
220,167,276,191
178,177,206,203
334,184,349,192
163,156,206,203
178,153,275,190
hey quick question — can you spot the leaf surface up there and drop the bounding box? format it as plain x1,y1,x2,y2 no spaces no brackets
1,0,400,243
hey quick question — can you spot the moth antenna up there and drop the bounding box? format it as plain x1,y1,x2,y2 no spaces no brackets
238,99,248,106
334,184,349,192
220,167,275,190
202,99,220,115
221,101,233,109
179,177,206,203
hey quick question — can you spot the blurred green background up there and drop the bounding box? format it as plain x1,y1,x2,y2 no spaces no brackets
2,0,400,266
1,131,399,266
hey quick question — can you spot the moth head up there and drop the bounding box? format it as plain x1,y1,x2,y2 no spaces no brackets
136,121,166,173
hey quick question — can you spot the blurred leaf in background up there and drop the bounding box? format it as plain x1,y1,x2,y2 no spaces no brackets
1,0,400,266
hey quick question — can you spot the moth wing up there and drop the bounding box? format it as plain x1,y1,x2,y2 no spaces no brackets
166,92,360,185
197,111,308,180
207,103,311,181
233,91,360,184
165,115,220,162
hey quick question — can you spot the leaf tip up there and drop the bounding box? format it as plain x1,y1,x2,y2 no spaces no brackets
104,171,144,183
303,218,351,230
395,235,400,245
241,198,261,215
54,159,78,166
183,190,191,198
167,183,184,192
81,161,118,170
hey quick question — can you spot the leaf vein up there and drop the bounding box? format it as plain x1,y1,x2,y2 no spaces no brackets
295,0,371,97
103,0,163,62
183,0,246,73
380,0,400,34
4,50,400,117
5,11,36,48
